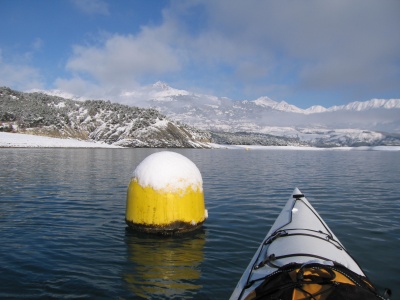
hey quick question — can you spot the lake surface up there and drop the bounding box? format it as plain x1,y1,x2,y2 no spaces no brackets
0,148,399,299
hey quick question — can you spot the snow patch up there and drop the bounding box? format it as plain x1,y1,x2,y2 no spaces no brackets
253,97,304,113
52,102,66,108
304,105,328,114
0,132,122,148
253,97,277,107
154,119,169,128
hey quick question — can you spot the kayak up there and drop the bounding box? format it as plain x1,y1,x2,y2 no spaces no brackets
230,188,390,300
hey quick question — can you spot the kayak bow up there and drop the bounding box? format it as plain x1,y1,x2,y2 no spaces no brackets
230,188,389,300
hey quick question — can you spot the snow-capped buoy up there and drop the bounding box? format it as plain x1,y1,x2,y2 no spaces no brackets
125,151,208,234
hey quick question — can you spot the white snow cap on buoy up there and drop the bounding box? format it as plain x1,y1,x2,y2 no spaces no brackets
133,151,203,193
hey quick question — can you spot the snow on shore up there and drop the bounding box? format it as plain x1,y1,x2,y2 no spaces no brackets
210,143,400,151
0,132,122,148
1,132,399,151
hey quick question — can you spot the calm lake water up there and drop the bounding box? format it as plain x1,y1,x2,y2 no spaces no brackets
0,148,399,299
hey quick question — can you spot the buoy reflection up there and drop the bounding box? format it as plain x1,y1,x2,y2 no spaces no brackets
124,229,205,299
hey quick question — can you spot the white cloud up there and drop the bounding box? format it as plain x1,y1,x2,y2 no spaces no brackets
194,0,400,96
53,76,130,101
0,49,43,90
54,76,100,98
0,63,43,90
66,29,182,88
70,0,109,15
57,0,400,103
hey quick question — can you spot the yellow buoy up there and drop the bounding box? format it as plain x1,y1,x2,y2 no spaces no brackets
125,151,207,234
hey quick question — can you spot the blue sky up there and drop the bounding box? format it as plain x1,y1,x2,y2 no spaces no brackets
1,0,399,109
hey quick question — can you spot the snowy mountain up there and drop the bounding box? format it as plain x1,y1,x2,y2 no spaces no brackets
115,82,400,146
33,81,400,130
322,99,400,112
0,87,211,148
124,82,400,135
7,83,400,147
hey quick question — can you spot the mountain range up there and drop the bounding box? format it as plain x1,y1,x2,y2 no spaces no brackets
3,83,400,147
134,82,400,132
119,82,400,147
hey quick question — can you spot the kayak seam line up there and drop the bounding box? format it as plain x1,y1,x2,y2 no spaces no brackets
266,231,343,250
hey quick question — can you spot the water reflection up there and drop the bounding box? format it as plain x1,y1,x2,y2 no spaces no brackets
124,228,205,299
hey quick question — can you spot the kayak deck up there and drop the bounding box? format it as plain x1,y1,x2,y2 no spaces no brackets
230,188,376,300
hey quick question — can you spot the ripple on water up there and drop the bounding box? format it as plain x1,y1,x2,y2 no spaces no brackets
0,148,399,299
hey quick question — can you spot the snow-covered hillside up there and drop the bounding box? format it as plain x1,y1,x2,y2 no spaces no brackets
14,83,400,147
0,87,211,148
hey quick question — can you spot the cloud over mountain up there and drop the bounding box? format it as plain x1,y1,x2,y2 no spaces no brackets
1,1,399,109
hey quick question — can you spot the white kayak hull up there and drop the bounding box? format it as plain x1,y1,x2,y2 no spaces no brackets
230,188,372,300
